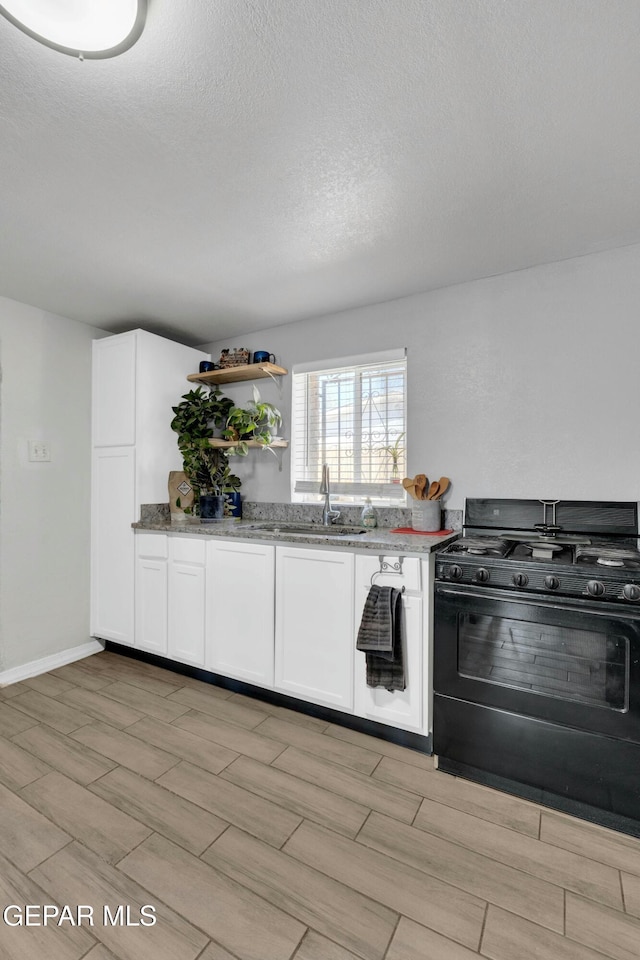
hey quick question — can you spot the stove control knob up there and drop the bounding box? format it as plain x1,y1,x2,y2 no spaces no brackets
587,580,606,597
622,584,640,602
544,575,560,591
475,567,490,583
449,564,463,581
512,572,529,588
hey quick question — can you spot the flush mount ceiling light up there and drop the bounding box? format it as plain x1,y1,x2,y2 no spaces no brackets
0,0,147,59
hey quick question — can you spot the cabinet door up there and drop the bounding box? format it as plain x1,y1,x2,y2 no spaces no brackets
208,540,275,687
91,446,135,644
275,546,354,711
353,555,424,733
168,539,206,667
354,590,423,733
135,535,168,656
135,332,209,506
92,333,136,447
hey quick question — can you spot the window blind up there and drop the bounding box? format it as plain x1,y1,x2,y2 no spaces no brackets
291,352,407,502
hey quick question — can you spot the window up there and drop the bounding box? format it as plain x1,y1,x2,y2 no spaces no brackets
291,349,407,503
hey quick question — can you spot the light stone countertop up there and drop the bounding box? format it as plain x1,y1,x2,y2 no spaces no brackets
132,516,459,554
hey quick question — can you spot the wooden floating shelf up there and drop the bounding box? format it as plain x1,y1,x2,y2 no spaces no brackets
208,438,289,449
187,362,288,386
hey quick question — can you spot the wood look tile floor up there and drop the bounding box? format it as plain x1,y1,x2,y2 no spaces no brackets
1,651,639,960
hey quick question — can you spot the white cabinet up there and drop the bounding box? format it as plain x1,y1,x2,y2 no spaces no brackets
353,555,426,734
92,334,136,447
91,330,208,646
168,537,207,667
275,545,355,711
135,534,168,656
207,540,275,687
91,447,136,644
134,533,206,666
130,527,438,740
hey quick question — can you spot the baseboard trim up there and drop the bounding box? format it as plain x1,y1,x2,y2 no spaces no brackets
0,639,105,687
105,641,432,755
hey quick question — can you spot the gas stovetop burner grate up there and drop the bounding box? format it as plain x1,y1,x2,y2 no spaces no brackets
576,546,640,570
448,537,510,558
508,541,575,564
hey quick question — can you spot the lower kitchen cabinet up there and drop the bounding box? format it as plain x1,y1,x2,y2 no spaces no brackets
131,531,435,740
207,539,275,686
167,537,207,667
135,533,168,656
135,533,206,665
274,545,355,711
353,554,425,734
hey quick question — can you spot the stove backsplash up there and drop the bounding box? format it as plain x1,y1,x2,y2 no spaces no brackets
464,498,638,538
139,501,463,530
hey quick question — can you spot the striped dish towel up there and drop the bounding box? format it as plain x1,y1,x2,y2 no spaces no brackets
356,585,406,691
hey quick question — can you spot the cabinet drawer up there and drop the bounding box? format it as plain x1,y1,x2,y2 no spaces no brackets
170,537,206,565
135,533,168,560
356,555,422,592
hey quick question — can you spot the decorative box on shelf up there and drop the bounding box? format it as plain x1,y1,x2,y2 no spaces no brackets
218,347,250,368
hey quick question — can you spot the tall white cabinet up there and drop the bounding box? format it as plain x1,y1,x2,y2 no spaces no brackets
91,330,208,646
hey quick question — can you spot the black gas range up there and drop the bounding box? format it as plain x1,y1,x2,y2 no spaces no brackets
436,498,640,602
433,498,640,837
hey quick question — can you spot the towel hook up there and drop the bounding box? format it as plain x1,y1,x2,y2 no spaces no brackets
370,556,406,591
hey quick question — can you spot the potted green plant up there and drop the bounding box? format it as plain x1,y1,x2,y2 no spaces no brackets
222,386,282,456
170,386,241,519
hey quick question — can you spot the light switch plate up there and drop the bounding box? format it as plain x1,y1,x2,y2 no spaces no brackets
28,441,51,462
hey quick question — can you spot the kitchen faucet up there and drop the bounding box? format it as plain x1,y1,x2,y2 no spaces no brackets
320,463,340,526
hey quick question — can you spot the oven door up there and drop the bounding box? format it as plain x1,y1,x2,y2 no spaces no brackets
434,582,640,744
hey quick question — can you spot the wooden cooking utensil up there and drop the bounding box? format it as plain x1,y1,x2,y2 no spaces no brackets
414,474,427,499
435,476,450,499
426,480,440,500
402,477,419,500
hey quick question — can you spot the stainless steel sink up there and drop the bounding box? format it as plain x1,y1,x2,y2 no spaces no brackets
249,523,368,538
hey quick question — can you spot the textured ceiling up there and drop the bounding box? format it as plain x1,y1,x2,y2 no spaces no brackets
1,0,640,344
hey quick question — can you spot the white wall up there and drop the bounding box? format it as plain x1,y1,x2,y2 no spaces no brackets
201,243,640,509
0,299,105,672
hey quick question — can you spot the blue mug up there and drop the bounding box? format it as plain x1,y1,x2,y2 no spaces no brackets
253,351,276,364
199,360,217,373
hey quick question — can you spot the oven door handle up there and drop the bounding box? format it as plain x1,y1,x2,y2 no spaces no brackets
435,582,640,621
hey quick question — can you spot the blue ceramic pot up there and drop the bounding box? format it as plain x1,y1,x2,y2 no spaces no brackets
200,494,224,521
224,491,242,518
